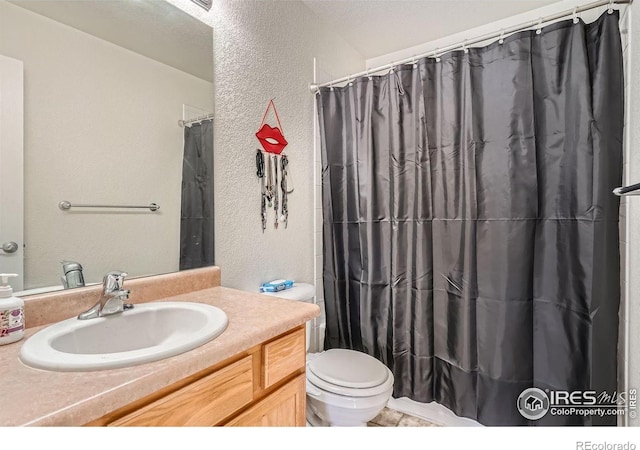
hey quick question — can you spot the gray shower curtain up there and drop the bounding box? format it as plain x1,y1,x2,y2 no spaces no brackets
180,119,214,270
317,12,623,426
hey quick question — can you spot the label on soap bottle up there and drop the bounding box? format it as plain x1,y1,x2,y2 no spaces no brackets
0,307,24,337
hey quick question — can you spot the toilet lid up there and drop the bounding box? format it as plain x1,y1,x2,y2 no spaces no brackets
308,349,390,389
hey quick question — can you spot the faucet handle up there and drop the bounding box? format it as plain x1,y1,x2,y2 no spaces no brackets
117,289,134,311
100,289,133,316
103,270,128,292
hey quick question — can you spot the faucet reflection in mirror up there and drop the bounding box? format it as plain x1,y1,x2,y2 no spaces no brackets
60,261,85,289
77,271,133,320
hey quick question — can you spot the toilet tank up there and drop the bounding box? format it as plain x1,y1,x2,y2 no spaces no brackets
260,283,315,352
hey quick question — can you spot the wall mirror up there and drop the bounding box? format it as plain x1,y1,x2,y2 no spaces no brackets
0,0,214,295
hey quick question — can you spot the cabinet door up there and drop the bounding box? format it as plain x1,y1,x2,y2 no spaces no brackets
262,327,305,389
227,374,306,427
111,356,254,426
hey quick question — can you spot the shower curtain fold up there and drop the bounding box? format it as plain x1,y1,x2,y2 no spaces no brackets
317,11,622,426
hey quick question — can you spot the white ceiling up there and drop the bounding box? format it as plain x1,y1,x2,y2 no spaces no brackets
302,0,563,59
8,0,213,82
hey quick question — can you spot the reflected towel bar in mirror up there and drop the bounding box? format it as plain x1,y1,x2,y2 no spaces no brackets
58,201,160,212
613,183,640,196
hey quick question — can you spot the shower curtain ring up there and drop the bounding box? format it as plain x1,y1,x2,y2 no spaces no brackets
390,62,395,73
498,29,505,44
412,55,418,68
433,48,441,62
366,69,372,81
348,75,353,87
572,6,579,23
462,40,468,53
536,17,543,35
608,0,614,14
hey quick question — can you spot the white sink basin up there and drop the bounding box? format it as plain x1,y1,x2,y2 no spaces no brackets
19,302,228,372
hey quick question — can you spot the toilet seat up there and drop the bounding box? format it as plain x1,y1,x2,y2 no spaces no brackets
307,349,394,397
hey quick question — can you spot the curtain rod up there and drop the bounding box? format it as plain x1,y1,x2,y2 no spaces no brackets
178,113,214,128
309,0,632,92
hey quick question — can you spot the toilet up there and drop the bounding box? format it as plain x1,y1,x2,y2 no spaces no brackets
261,282,394,426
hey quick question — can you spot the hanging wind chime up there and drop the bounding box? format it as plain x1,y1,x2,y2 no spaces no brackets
255,99,293,232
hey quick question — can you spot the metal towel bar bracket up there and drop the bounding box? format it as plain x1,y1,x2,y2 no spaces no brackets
58,201,160,212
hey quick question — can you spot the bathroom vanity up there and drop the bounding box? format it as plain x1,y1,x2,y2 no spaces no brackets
0,267,318,426
89,326,307,426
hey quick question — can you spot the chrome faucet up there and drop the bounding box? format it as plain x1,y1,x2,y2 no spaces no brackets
60,260,85,289
77,270,133,320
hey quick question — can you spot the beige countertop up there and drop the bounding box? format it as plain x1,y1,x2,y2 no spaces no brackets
0,286,319,426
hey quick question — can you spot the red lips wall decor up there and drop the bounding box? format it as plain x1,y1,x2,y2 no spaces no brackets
256,99,288,155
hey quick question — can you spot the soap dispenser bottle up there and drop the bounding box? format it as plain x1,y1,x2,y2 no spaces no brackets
0,274,24,345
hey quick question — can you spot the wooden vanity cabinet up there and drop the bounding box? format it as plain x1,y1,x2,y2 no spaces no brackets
226,374,306,426
86,326,307,427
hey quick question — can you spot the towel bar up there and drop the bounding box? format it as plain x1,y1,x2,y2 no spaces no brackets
58,201,160,212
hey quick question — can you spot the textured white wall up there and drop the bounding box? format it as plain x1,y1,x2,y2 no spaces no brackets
211,0,364,292
0,2,213,289
625,2,640,428
616,4,631,427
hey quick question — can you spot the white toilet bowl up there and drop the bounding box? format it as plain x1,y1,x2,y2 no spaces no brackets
305,348,394,426
261,283,394,426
